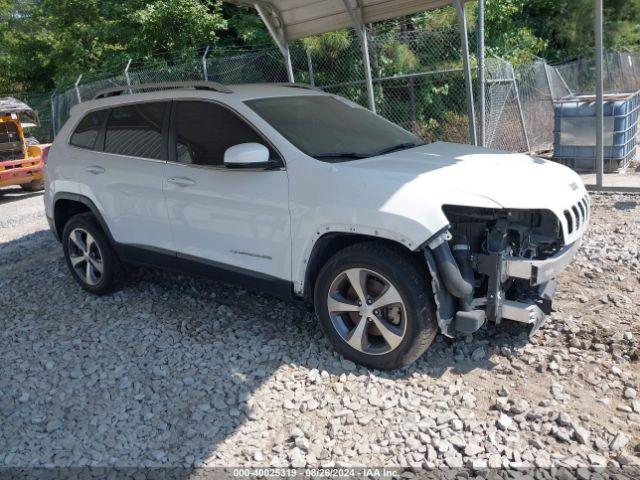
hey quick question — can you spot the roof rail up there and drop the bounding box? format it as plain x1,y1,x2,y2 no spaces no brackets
275,82,321,92
93,81,233,100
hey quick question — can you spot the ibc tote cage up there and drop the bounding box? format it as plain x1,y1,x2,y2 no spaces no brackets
224,0,618,191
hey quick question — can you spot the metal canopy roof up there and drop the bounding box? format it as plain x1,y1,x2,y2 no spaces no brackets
227,0,466,41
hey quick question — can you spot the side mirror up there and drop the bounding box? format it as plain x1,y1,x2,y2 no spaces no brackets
224,143,272,168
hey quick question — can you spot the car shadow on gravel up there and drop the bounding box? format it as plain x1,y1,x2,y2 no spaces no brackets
1,230,532,470
0,187,43,205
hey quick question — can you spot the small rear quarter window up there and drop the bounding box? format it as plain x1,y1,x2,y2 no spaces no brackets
70,110,108,150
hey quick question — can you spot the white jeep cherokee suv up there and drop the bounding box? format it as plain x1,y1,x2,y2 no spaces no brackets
45,81,589,370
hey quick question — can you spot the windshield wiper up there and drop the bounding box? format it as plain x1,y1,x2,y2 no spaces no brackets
372,142,424,156
314,152,370,160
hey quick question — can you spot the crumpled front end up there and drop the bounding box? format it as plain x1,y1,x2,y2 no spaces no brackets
424,196,589,338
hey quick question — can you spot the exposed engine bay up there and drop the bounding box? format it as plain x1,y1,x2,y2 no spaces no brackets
423,204,583,338
442,205,565,262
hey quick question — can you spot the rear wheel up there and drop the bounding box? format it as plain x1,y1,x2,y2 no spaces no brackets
314,242,438,370
62,213,125,294
20,179,44,191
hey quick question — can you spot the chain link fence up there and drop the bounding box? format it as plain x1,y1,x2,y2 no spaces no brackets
32,18,639,160
526,51,640,160
480,58,527,152
45,24,521,149
555,51,640,95
512,59,554,152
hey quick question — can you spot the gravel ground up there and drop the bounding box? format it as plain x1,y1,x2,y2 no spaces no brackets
1,187,639,470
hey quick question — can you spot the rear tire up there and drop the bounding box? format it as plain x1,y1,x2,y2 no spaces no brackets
20,179,44,191
314,242,438,370
62,213,125,295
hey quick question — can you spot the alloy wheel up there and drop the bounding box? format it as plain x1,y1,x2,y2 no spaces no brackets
68,228,104,286
327,267,407,355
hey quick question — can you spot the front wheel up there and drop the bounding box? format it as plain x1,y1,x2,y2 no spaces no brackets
314,242,438,370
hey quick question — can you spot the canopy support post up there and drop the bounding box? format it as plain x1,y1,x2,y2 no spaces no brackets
284,41,295,83
124,58,133,94
50,88,57,137
595,0,604,186
74,74,83,103
342,0,376,113
201,46,211,81
255,4,295,83
306,49,316,87
455,0,477,146
477,0,486,146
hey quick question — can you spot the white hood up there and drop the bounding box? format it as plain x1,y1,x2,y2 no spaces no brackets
343,141,587,210
324,141,588,246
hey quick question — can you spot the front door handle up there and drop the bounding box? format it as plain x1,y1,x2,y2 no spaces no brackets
167,176,196,187
86,165,105,175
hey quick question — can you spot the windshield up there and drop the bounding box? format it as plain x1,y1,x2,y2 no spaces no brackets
245,95,423,161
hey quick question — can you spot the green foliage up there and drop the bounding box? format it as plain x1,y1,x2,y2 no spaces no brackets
0,0,228,92
470,0,546,64
301,31,361,89
221,4,271,46
485,0,640,64
302,31,352,57
2,0,640,97
379,41,419,75
131,0,226,57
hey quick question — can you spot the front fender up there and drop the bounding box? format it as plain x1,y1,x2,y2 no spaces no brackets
291,214,448,296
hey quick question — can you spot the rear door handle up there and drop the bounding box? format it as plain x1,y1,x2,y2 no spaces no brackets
86,165,105,175
167,176,196,187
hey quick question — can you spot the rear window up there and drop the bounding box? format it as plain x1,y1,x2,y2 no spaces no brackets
104,102,167,159
70,110,108,150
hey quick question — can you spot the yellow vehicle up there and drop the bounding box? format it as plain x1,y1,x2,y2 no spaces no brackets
0,97,50,191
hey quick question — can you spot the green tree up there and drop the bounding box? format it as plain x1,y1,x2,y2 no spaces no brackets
522,0,640,63
0,0,227,92
131,0,226,57
3,0,640,95
483,0,547,63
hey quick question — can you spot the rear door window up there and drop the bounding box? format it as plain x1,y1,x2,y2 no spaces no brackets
70,110,108,150
104,102,167,160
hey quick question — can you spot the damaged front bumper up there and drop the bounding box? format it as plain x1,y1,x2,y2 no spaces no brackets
426,237,583,338
503,238,583,286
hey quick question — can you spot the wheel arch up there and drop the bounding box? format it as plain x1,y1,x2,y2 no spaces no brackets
301,232,426,304
53,193,114,244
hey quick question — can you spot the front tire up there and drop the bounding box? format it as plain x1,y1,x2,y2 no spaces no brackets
314,242,438,370
62,213,124,295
